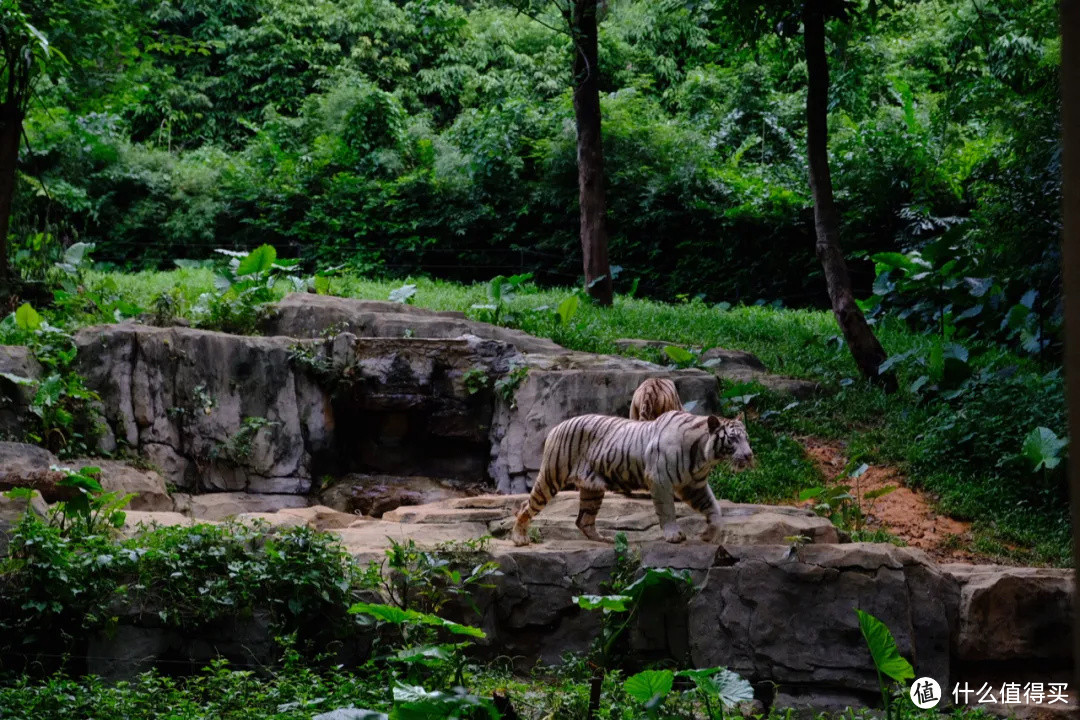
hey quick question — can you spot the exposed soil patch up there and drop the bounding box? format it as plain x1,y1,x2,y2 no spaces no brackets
798,437,984,564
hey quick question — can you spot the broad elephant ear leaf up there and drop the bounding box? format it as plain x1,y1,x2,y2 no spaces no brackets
856,609,914,683
1022,426,1067,472
624,669,674,706
236,244,277,276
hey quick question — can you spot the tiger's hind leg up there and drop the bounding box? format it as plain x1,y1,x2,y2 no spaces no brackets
576,486,612,543
512,463,565,546
677,482,724,543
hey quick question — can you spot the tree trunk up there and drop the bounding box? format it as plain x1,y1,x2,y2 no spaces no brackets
0,101,20,290
803,0,894,390
1059,0,1079,692
571,0,613,306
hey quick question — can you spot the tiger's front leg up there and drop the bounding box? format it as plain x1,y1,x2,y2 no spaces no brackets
576,486,612,543
678,482,724,543
648,479,685,543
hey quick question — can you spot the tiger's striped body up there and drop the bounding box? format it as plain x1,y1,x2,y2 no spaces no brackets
629,377,683,421
510,411,754,546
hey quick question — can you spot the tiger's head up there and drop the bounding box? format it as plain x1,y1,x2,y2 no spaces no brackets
706,413,754,469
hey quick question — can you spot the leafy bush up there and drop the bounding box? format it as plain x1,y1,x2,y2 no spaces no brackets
0,516,365,664
0,304,102,457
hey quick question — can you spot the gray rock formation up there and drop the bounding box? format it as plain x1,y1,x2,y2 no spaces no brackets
944,564,1074,663
0,345,41,437
262,293,564,354
66,458,173,511
0,442,70,501
72,323,518,492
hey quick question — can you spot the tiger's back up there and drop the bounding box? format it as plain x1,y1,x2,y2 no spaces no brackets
629,377,683,421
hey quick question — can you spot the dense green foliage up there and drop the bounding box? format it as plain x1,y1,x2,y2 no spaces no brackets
0,515,363,668
15,0,1060,333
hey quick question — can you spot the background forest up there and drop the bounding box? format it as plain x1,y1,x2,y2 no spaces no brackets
19,0,1061,315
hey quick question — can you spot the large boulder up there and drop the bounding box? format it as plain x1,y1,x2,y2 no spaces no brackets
319,472,484,517
75,324,331,493
611,340,820,399
0,442,70,501
944,564,1073,662
385,492,841,545
683,543,958,702
66,458,173,512
172,491,309,520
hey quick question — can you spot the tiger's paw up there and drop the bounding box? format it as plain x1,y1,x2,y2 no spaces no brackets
662,524,686,543
510,523,531,547
580,526,613,543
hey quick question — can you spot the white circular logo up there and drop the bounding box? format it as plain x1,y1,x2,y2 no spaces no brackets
910,677,942,709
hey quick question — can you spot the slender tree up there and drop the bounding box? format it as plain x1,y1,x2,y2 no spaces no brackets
507,0,613,305
565,0,613,305
802,0,894,388
719,0,894,387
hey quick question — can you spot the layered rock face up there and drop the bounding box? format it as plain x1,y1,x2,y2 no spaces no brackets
70,295,726,495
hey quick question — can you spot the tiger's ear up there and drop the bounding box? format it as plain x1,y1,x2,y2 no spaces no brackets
735,411,746,424
707,415,721,432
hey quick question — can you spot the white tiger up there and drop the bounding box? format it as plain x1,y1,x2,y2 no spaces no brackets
510,410,754,546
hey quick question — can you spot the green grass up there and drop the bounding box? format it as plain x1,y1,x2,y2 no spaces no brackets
22,270,1067,566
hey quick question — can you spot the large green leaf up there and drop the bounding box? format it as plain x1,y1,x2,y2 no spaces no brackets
1022,427,1068,471
624,669,674,706
236,244,277,276
557,295,580,326
573,594,631,612
664,345,694,365
677,666,755,706
871,252,918,273
347,602,485,638
856,610,915,683
15,303,42,332
0,372,36,387
390,683,498,720
621,567,694,601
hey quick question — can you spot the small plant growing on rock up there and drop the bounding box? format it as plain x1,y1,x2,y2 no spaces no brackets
493,363,529,409
462,366,491,395
212,416,279,464
574,532,695,719
799,463,896,534
47,465,133,537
